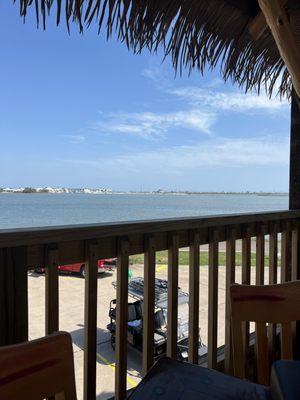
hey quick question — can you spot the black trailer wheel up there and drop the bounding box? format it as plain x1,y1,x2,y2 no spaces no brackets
80,265,86,278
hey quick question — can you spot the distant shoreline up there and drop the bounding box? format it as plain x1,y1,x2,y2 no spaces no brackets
0,190,288,196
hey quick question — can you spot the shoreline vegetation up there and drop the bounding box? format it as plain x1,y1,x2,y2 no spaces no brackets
0,187,288,196
130,250,277,267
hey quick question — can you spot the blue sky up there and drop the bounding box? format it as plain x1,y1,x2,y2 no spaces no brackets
0,2,291,192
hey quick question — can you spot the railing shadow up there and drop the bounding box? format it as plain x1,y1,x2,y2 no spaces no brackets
28,270,114,279
70,325,143,378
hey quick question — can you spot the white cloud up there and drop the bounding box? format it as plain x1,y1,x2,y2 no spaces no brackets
65,136,289,173
112,137,288,171
169,87,287,113
93,109,216,138
90,68,288,142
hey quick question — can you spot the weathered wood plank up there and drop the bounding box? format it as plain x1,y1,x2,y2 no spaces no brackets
281,322,293,360
0,247,28,346
269,226,278,285
290,90,300,360
142,236,156,374
268,225,278,362
208,230,218,369
188,231,200,364
256,322,269,385
256,226,265,285
292,227,300,281
242,231,251,375
84,243,99,400
115,239,129,400
248,0,288,40
225,228,236,374
45,247,59,334
281,223,292,283
167,234,179,359
248,11,267,40
289,91,300,211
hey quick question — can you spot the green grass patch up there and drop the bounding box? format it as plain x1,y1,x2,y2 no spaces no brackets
130,250,277,267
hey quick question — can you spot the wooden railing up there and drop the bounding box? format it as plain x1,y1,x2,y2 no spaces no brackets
0,210,300,399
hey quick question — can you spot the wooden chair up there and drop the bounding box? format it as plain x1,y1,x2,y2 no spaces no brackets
230,281,300,386
0,331,77,400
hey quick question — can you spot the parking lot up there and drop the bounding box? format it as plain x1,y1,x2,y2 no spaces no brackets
28,256,270,399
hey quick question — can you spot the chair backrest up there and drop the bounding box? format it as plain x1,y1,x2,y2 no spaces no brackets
0,331,77,400
230,281,300,386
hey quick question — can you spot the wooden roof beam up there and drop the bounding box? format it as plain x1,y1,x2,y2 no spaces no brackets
248,11,267,40
258,0,300,98
248,0,287,41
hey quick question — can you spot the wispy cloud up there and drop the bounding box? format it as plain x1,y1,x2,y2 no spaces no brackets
90,67,288,141
142,64,288,113
93,109,216,139
65,136,288,172
112,137,289,171
169,86,287,113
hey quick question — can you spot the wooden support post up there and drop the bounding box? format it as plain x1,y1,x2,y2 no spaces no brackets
0,247,28,346
290,91,300,210
289,90,300,359
84,243,98,400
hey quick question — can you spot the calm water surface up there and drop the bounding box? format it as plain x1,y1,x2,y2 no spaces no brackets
0,193,288,229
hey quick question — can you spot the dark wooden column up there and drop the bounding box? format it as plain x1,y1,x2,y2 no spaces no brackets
289,89,300,359
289,90,300,210
0,247,28,346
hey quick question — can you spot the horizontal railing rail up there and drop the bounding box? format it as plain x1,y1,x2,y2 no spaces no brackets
0,209,300,400
0,209,299,248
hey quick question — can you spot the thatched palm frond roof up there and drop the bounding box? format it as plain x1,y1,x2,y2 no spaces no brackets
16,1,300,98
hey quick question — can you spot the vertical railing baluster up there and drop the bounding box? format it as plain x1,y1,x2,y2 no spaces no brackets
268,223,278,362
281,221,292,283
256,224,265,285
0,246,28,345
242,227,251,375
115,239,129,400
45,246,59,334
292,226,299,280
208,229,218,369
84,243,99,400
143,236,156,374
225,227,236,374
269,224,278,285
255,224,265,381
188,231,200,364
291,226,300,356
167,234,179,359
